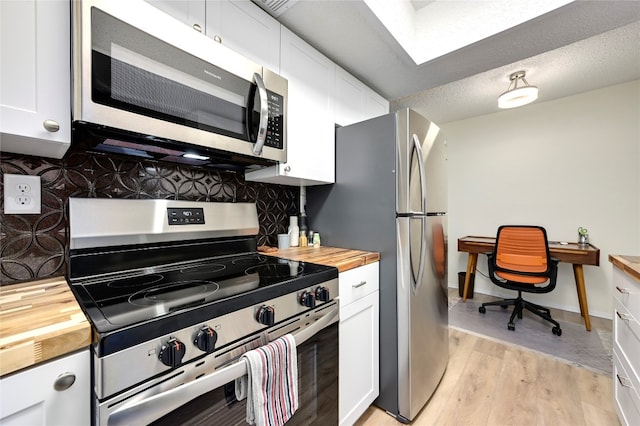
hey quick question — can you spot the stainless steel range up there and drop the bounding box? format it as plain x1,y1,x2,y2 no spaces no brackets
67,198,339,425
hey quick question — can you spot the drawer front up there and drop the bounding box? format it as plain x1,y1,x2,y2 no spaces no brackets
613,267,640,322
339,262,379,306
614,297,640,372
613,349,640,426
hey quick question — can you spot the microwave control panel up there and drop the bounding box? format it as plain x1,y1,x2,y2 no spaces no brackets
265,90,284,150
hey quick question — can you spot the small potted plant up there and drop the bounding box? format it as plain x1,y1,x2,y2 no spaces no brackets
578,227,589,245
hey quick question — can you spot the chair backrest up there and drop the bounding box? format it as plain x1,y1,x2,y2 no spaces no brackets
493,225,552,285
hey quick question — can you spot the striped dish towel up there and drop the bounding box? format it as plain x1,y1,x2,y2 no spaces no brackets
235,334,299,426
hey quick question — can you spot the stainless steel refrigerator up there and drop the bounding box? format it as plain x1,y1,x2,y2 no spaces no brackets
307,108,448,423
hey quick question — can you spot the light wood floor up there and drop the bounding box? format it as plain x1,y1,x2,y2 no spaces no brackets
355,290,618,426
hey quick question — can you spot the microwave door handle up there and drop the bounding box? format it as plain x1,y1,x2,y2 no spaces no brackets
252,72,269,155
108,304,339,426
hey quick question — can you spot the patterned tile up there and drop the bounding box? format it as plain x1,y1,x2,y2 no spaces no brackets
0,148,298,284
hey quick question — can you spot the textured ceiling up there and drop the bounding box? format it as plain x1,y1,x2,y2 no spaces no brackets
275,1,640,123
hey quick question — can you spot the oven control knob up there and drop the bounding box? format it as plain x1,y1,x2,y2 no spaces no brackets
299,291,316,308
159,338,186,368
194,326,218,353
315,286,330,302
256,305,275,326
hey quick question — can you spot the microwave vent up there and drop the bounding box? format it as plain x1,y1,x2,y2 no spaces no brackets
252,0,299,18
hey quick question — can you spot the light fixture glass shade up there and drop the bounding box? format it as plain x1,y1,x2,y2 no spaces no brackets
498,71,538,109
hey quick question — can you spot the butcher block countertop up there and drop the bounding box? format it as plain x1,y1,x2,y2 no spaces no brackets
0,276,91,377
609,255,640,282
264,246,380,272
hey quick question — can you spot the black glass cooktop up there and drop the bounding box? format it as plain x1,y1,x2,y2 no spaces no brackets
71,254,336,335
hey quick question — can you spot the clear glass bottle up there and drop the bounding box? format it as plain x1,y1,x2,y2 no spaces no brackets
299,230,308,247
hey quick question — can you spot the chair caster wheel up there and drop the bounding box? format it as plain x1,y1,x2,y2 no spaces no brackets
479,306,486,314
552,326,562,336
507,322,515,331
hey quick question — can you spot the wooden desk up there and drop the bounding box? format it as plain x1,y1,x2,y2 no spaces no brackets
457,236,600,331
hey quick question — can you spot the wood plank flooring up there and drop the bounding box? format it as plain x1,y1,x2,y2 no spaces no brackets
355,291,618,426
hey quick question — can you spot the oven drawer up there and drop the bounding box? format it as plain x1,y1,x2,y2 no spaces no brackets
339,262,379,307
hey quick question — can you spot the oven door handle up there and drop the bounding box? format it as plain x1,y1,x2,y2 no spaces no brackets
108,303,339,426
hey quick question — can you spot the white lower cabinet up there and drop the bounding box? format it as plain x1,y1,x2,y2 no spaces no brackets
0,350,90,426
339,262,379,426
612,265,640,426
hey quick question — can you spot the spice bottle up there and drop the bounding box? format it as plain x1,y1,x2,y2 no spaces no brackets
313,232,320,248
299,231,308,247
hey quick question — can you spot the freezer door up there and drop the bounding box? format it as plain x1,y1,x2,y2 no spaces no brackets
397,215,448,421
397,109,447,215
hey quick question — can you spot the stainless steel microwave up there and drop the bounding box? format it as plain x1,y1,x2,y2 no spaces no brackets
72,0,287,169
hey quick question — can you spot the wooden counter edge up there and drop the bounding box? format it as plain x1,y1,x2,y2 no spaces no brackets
609,255,640,283
263,246,380,272
0,277,92,377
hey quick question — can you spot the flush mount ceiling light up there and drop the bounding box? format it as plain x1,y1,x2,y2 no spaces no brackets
498,71,539,109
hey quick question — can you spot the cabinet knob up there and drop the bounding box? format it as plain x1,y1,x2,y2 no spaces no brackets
43,119,60,133
213,35,222,44
192,23,202,33
284,165,291,173
53,372,76,391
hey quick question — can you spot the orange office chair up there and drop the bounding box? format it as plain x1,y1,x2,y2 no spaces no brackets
479,225,562,336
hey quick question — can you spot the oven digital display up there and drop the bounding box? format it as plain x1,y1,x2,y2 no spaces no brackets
167,208,205,225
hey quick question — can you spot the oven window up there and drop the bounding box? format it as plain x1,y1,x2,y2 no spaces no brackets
150,323,338,426
90,7,260,142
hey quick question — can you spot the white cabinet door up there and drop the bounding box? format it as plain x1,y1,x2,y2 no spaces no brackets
612,265,640,426
144,0,206,33
246,26,335,186
339,290,380,426
339,262,380,426
335,66,366,127
335,66,389,127
364,89,389,120
0,350,90,426
206,0,281,73
0,0,70,159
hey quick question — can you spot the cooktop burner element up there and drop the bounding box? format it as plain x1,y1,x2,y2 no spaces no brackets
179,263,226,276
108,274,164,288
245,262,303,278
128,281,220,306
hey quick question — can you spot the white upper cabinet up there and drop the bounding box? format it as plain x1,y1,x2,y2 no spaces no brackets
335,65,389,127
0,0,70,159
144,0,206,33
206,0,281,73
246,26,335,186
364,87,390,120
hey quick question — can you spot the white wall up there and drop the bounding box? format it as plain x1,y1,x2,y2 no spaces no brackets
443,80,640,319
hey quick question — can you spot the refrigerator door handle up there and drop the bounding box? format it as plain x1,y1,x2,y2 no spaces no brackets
413,216,427,293
410,134,427,293
412,134,428,214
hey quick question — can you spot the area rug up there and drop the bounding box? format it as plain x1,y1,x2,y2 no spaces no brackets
449,299,612,375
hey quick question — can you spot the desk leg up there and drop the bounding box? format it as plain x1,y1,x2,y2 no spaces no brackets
463,253,478,302
572,264,591,331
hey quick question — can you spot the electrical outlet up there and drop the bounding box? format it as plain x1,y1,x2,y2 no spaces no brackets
3,174,41,214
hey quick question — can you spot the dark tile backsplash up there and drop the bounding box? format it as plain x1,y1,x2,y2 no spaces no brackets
0,148,299,285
